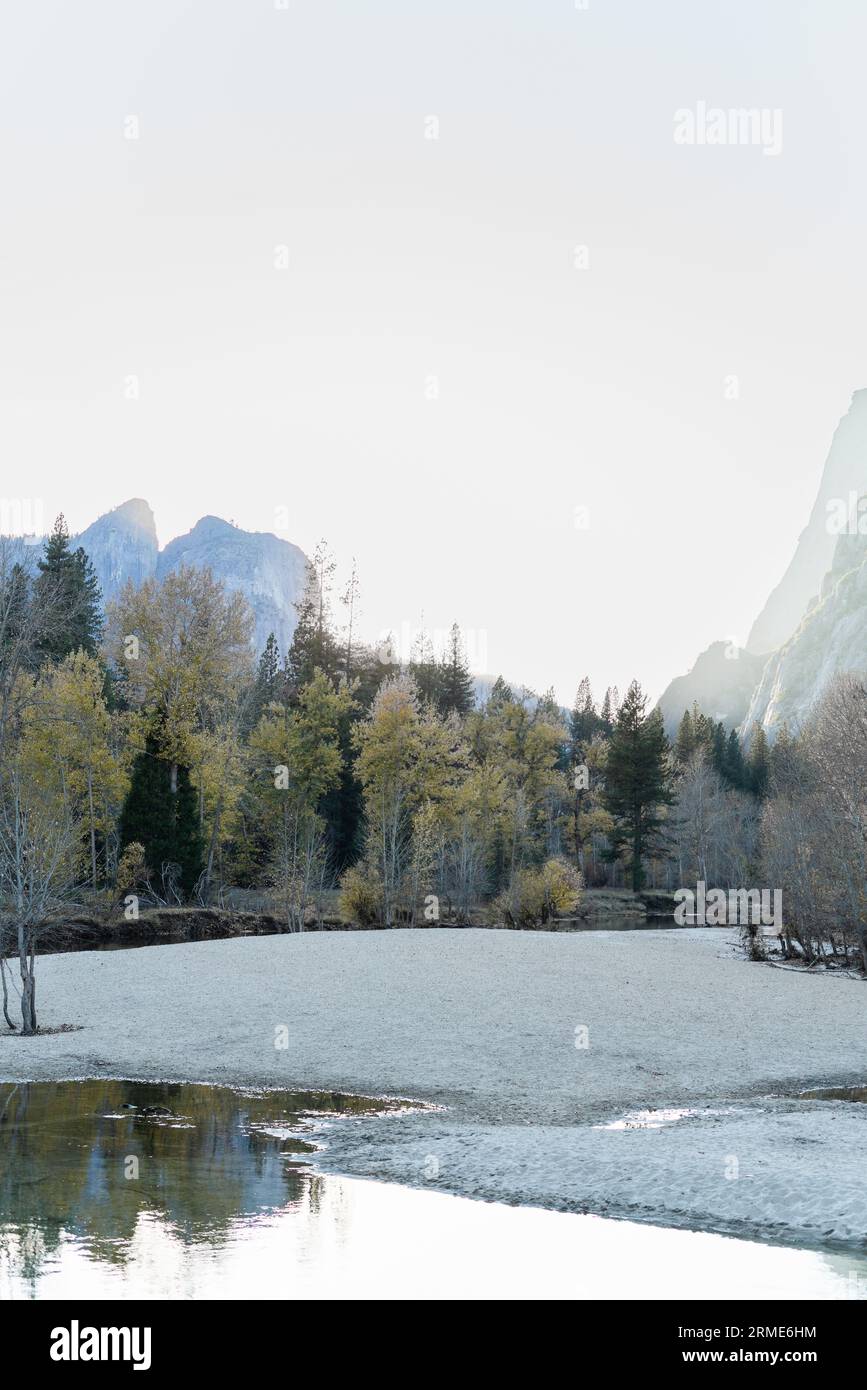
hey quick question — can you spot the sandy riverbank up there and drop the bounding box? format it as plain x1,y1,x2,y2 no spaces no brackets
2,927,866,1248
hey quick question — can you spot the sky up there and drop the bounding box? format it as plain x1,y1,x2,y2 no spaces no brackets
2,0,867,704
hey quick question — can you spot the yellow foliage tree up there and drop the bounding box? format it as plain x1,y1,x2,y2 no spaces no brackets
20,651,133,889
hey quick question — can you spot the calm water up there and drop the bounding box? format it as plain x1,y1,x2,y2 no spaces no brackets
1,1079,865,1300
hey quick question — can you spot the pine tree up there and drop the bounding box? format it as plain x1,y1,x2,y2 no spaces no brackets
257,632,280,688
487,675,514,709
408,624,441,708
601,680,674,891
710,721,728,778
35,514,102,661
0,563,30,662
747,724,770,798
172,763,204,896
249,633,283,726
691,705,713,753
600,686,619,733
286,550,340,694
339,557,361,683
673,708,696,765
437,623,476,717
570,676,599,745
723,727,747,790
768,724,797,795
119,732,203,897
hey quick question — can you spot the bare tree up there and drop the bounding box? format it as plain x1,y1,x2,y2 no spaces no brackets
443,814,487,924
671,751,757,890
268,806,330,933
0,772,82,1034
760,674,867,968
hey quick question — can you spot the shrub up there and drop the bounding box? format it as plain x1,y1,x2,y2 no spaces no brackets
740,920,768,962
116,841,148,896
338,865,382,926
492,858,582,928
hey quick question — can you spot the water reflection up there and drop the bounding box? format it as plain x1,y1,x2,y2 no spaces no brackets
799,1085,867,1103
1,1080,865,1300
0,1079,393,1294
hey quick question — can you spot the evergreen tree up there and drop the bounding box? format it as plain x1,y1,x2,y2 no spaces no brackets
746,724,770,798
601,680,674,891
675,705,748,792
673,708,696,765
35,514,102,661
0,562,30,663
599,685,619,733
408,625,441,708
487,675,514,709
339,557,361,683
119,732,203,897
257,631,280,689
723,727,747,790
319,696,365,871
437,623,475,717
768,724,797,795
170,764,202,896
710,720,728,779
286,550,340,693
570,676,599,746
248,633,284,727
691,705,712,752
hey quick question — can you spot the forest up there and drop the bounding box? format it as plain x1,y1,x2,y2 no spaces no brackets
1,517,865,1034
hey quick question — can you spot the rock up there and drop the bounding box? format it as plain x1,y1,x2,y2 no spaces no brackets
747,388,867,655
157,514,307,656
75,498,159,604
660,389,867,744
742,524,867,739
3,498,310,659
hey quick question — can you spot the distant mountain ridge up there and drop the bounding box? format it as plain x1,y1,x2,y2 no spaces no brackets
746,388,867,656
742,513,867,739
658,389,867,742
156,513,308,657
76,498,159,604
25,499,308,657
656,642,765,739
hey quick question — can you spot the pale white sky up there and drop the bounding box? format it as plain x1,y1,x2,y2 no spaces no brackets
2,0,866,703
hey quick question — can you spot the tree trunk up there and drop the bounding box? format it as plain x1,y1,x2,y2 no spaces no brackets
18,923,36,1035
1,955,15,1030
632,813,642,892
202,803,223,904
88,770,97,890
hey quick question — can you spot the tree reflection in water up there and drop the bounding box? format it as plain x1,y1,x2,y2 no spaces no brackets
0,1079,393,1290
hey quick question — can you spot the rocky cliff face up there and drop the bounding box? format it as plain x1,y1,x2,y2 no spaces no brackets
74,498,159,603
157,515,307,655
746,389,867,655
51,499,306,657
661,391,867,742
742,518,867,739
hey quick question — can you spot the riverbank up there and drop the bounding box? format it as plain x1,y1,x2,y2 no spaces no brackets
2,927,866,1251
31,888,677,954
